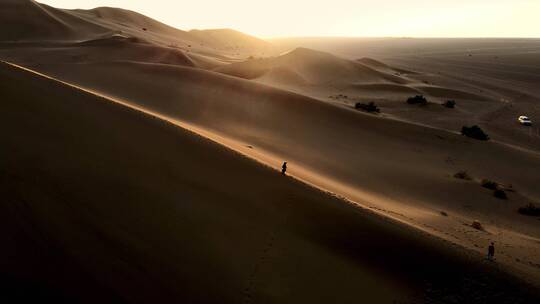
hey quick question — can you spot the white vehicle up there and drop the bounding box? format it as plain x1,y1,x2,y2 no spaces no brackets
518,116,532,126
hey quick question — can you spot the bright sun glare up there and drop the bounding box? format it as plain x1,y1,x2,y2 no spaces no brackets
36,0,540,38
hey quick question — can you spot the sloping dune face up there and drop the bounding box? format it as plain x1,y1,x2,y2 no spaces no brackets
76,36,196,67
69,7,274,58
30,60,540,283
0,0,107,41
2,62,540,304
71,6,197,44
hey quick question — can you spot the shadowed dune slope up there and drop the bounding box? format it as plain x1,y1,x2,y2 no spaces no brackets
0,0,108,41
29,61,540,283
2,62,540,304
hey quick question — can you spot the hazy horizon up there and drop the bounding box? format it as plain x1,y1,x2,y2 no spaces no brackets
39,0,540,38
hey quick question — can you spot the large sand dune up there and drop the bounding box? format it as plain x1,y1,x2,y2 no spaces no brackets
0,0,272,60
26,60,540,284
2,1,540,302
0,0,107,41
2,61,539,304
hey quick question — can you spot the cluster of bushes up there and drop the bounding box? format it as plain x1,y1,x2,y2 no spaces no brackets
454,170,472,180
481,179,498,190
329,94,349,100
405,95,455,108
443,100,456,108
406,95,428,105
472,220,483,230
355,102,380,113
494,189,508,200
481,179,508,200
461,125,489,141
518,203,540,217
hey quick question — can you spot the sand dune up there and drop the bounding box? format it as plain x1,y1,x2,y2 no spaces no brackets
0,37,197,68
413,85,491,101
212,47,499,131
0,0,107,41
215,47,408,86
348,83,422,94
0,1,272,61
188,29,275,54
357,57,416,76
271,37,540,150
3,61,540,303
26,60,540,286
2,1,540,302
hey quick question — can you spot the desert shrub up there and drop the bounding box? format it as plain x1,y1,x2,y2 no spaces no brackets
443,100,456,108
461,125,489,141
355,102,380,113
494,189,508,200
481,179,498,190
518,203,540,216
454,171,471,180
472,220,483,230
406,95,428,105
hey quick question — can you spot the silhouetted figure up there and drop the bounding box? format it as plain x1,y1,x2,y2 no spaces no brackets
487,242,495,261
281,162,287,175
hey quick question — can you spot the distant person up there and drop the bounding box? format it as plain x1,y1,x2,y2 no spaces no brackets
487,242,495,261
281,162,287,175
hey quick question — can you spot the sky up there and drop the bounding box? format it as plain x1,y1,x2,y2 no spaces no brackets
40,0,540,38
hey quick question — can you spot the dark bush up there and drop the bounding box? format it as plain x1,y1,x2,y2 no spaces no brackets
443,100,456,108
494,189,508,200
461,125,489,141
481,179,498,190
518,203,540,216
355,102,380,113
407,95,428,105
472,220,483,230
454,171,471,180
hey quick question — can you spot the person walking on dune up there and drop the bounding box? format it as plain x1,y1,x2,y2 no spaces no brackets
281,162,287,175
487,242,495,261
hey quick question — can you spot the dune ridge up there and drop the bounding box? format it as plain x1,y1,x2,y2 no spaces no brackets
21,59,540,286
3,60,540,303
